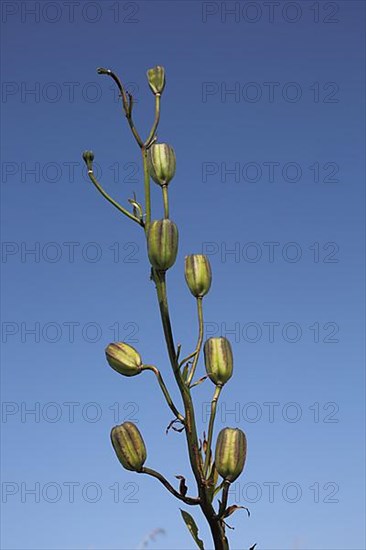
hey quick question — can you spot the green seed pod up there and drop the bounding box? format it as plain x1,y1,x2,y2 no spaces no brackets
111,422,147,472
105,342,142,377
147,219,179,271
215,427,247,482
204,337,233,386
148,143,176,187
82,150,94,170
184,254,212,298
146,65,165,95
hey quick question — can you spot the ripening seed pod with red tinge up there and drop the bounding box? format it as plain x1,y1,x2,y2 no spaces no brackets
111,422,147,472
105,342,142,377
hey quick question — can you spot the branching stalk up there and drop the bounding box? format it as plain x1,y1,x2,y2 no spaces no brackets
97,67,144,148
187,297,204,386
141,467,200,505
87,169,143,226
142,147,151,230
145,93,161,148
204,384,223,477
87,65,248,550
152,269,229,549
142,365,184,422
219,480,230,517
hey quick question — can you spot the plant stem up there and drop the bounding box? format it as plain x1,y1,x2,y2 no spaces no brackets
87,169,143,226
162,185,169,218
141,467,200,505
153,270,204,478
142,365,184,422
186,297,204,386
178,350,198,369
145,93,161,148
97,68,144,148
152,269,229,550
142,147,151,229
204,384,222,477
219,480,230,517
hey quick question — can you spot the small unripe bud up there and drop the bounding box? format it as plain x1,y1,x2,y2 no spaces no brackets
105,342,142,377
184,254,212,298
111,422,147,472
147,66,165,95
82,150,94,170
215,427,247,482
204,337,233,386
148,143,176,187
147,219,178,272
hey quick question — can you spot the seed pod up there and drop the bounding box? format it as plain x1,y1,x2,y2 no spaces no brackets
111,422,147,472
147,219,179,271
215,427,247,482
204,337,233,386
148,143,176,187
146,65,166,95
82,150,94,170
105,342,142,377
184,254,212,298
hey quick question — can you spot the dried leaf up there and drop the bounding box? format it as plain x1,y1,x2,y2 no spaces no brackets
189,375,208,389
175,475,188,497
128,197,143,220
180,509,204,550
222,505,250,519
165,418,184,434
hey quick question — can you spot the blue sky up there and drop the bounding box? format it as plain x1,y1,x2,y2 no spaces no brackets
1,1,365,549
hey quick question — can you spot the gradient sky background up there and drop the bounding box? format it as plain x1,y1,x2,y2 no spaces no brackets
1,1,365,549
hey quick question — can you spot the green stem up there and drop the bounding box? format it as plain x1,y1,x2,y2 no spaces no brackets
141,467,200,505
162,185,169,218
218,480,230,517
186,297,204,386
126,109,144,148
204,385,223,477
142,147,151,230
152,269,229,550
153,270,203,477
178,351,197,369
87,169,143,226
97,67,144,148
145,93,161,148
142,365,184,422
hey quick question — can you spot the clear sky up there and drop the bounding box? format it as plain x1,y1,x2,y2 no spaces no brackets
1,1,365,549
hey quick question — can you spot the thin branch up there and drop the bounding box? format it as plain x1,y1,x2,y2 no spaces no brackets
141,467,200,506
162,185,169,218
178,350,197,369
186,297,204,386
145,93,161,148
204,385,223,477
142,147,151,230
218,480,230,517
97,67,144,148
87,169,143,226
142,365,184,422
